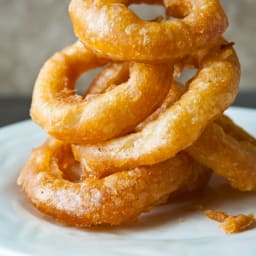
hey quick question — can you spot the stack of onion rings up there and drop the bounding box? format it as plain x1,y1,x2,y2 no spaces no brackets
18,0,256,228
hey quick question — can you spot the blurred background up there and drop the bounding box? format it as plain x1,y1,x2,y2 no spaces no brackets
0,0,255,125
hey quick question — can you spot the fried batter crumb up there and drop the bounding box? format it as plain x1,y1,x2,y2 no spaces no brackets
205,209,228,222
205,210,256,234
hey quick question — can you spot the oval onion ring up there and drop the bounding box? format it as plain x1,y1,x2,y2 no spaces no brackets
17,138,209,227
30,41,172,144
85,65,256,191
72,41,240,175
87,63,185,132
134,81,256,192
69,0,228,62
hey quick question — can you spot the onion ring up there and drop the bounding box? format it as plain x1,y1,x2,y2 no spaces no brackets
83,72,213,189
30,41,172,144
86,62,185,132
133,74,256,192
72,41,240,175
133,79,256,192
137,78,256,191
69,0,228,62
76,52,256,191
17,138,209,227
138,83,256,191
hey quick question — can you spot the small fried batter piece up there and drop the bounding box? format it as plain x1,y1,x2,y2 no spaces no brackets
205,210,256,234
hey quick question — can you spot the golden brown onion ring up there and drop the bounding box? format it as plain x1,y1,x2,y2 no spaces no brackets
82,73,213,192
30,41,172,144
138,81,256,191
86,62,185,132
141,82,256,191
69,0,228,62
17,138,209,227
77,57,256,191
72,41,240,175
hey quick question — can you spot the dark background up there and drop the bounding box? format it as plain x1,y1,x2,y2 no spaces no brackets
0,93,255,127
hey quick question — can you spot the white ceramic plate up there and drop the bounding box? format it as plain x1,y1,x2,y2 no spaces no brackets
0,106,256,256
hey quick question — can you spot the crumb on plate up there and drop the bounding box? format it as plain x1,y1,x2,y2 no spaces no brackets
205,210,256,234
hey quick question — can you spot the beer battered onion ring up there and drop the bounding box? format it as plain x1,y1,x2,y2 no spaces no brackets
86,62,185,131
69,0,228,62
136,81,256,191
80,67,213,190
82,65,256,191
72,41,240,175
17,139,209,227
76,52,256,191
30,41,172,144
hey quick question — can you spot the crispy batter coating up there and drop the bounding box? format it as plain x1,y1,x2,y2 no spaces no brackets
87,64,185,132
187,120,256,191
72,42,240,175
136,81,256,192
18,139,209,227
30,41,172,144
73,46,256,192
69,0,228,62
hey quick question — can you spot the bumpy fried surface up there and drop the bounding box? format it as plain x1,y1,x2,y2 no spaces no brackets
73,49,256,192
18,139,210,227
31,41,172,144
72,42,240,175
187,121,256,191
69,0,228,62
